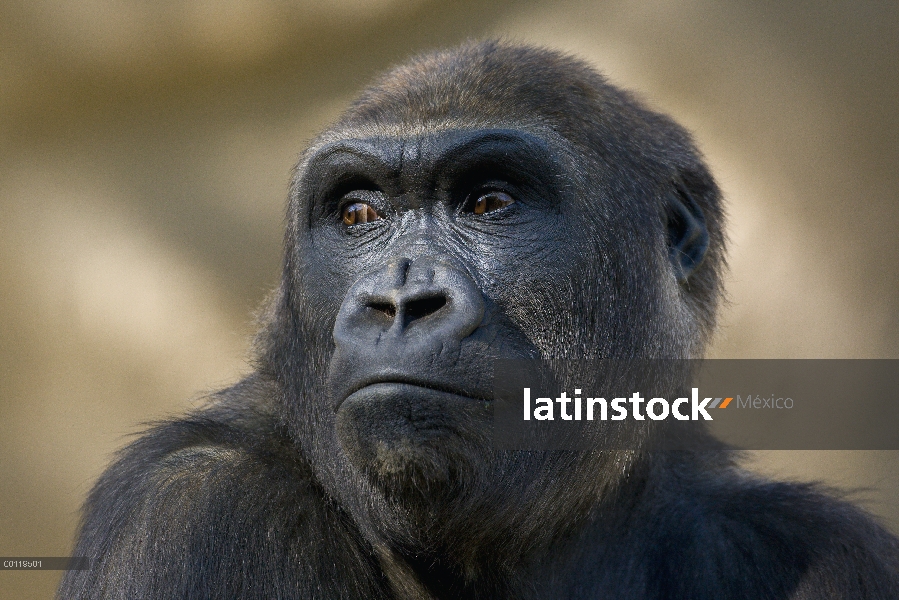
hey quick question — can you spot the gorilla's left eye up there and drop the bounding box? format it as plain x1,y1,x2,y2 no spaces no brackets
342,202,381,226
466,190,515,215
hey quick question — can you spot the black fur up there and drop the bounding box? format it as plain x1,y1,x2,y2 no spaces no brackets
59,41,899,599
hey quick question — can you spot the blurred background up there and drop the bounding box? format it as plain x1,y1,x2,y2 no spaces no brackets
1,0,897,596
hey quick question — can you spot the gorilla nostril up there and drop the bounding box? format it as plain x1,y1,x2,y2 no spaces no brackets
362,293,449,328
366,301,396,319
404,295,447,324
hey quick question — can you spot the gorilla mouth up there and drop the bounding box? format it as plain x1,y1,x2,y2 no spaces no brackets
336,381,494,459
336,379,491,412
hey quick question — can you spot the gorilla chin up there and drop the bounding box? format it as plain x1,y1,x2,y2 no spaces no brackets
336,382,493,496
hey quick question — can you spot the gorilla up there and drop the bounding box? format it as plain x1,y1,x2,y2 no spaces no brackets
60,42,899,599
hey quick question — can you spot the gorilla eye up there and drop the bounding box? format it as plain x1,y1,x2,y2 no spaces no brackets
468,191,514,215
342,202,381,226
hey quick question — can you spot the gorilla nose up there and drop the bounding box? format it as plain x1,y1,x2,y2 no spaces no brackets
334,257,485,349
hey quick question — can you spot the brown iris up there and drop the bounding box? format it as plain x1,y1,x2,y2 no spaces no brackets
471,191,514,215
342,202,381,226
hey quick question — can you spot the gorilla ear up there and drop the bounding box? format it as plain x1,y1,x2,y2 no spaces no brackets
665,178,709,283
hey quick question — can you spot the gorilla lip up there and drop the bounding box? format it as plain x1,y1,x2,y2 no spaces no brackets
335,378,490,412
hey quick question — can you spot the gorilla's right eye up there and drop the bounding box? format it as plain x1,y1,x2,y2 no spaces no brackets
342,202,381,226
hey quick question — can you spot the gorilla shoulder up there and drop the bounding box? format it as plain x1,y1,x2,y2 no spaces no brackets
622,459,899,598
62,377,390,598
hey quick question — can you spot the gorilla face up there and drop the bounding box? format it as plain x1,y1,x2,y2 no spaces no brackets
292,129,582,499
262,44,722,553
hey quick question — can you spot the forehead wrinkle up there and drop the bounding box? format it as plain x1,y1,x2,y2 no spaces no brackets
312,115,563,148
304,138,398,173
301,125,572,177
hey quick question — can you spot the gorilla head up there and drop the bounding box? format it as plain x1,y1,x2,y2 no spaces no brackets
259,41,724,567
